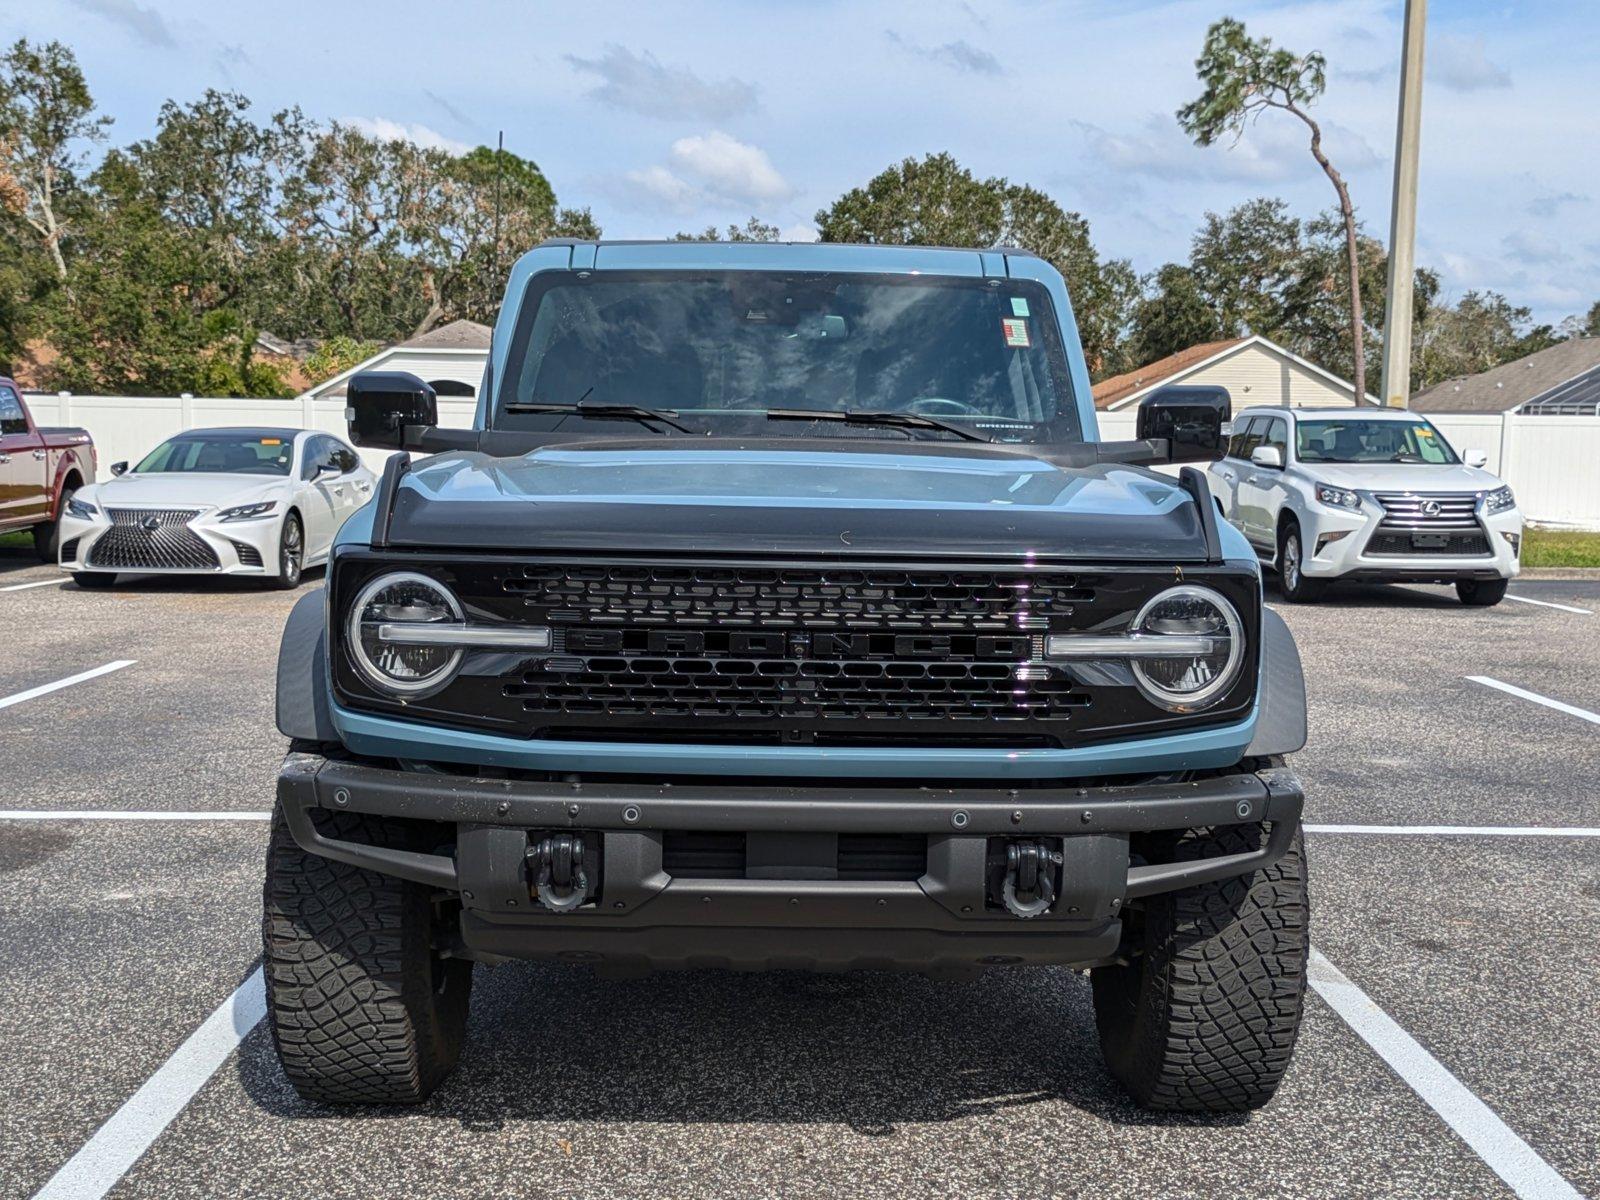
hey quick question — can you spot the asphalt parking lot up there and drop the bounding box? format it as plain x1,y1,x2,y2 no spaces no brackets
2,546,1597,1199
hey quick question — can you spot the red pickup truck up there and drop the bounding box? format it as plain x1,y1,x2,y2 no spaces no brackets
0,377,97,561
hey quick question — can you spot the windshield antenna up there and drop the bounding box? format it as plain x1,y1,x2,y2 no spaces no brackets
493,130,505,286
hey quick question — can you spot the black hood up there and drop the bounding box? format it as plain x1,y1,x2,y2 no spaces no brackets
383,440,1211,562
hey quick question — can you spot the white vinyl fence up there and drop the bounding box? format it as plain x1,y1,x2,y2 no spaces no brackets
1097,409,1600,529
24,392,1600,529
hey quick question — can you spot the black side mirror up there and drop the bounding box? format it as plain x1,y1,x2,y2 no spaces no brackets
110,461,128,476
346,371,438,451
1136,385,1231,464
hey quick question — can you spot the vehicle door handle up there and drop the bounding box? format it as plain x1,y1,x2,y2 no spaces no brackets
0,453,9,464
34,449,47,460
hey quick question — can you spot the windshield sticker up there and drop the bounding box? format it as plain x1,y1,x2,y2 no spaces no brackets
1010,297,1030,317
1415,427,1435,438
1001,317,1031,348
259,438,283,445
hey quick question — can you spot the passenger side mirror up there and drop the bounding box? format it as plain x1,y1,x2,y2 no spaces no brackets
1250,445,1284,469
346,372,438,451
1136,386,1231,464
1464,448,1489,469
314,462,340,480
110,461,128,476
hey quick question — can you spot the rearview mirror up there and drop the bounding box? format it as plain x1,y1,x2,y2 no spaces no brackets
110,461,128,476
1464,448,1489,469
1136,385,1231,464
1250,445,1284,469
346,372,438,451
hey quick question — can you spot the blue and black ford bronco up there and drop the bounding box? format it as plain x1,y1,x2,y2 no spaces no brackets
267,240,1310,1111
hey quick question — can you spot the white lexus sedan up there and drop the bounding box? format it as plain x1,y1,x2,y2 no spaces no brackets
57,427,376,589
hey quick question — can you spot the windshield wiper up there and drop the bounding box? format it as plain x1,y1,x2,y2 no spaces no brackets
764,407,991,443
504,393,701,435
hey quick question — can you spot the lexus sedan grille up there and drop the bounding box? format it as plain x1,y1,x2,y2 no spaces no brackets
88,509,219,571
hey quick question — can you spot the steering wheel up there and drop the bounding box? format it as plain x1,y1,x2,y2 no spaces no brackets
905,396,983,416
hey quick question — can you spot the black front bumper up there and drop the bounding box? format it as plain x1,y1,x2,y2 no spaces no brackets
278,751,1304,974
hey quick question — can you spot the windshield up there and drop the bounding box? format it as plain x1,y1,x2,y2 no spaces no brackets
1296,418,1458,465
498,270,1082,442
134,434,295,475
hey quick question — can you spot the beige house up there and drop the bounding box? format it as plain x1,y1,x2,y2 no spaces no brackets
299,320,492,403
1093,334,1378,411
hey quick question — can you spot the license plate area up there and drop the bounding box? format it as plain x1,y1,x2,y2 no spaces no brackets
1411,533,1450,549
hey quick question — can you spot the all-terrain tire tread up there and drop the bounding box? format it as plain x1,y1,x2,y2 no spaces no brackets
1093,823,1309,1112
261,805,468,1104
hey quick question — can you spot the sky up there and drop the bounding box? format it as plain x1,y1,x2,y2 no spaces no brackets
8,0,1598,325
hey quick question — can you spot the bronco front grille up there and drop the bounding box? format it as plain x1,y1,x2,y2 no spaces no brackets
89,509,219,571
330,556,1262,749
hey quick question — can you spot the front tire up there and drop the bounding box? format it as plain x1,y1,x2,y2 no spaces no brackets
269,513,304,590
1456,578,1508,607
262,803,472,1104
1276,520,1326,603
1092,822,1309,1112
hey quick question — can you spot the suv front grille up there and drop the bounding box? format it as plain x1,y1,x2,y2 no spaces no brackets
1369,492,1490,557
89,509,219,570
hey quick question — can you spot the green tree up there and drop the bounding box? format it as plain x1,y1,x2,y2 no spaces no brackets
303,334,381,385
1412,290,1548,388
673,216,780,242
1178,18,1370,398
0,39,111,280
1129,264,1224,364
1189,197,1303,336
814,153,1134,375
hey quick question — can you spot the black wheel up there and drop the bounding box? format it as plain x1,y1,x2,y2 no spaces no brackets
1456,578,1508,607
262,802,472,1104
269,513,304,590
1092,822,1309,1112
73,571,116,589
1276,520,1325,603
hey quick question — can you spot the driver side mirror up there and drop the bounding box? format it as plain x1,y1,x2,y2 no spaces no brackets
110,461,128,476
1464,448,1489,469
346,372,438,451
1136,386,1231,464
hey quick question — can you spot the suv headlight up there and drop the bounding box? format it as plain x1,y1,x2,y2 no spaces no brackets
1314,482,1361,510
65,496,99,520
1045,585,1245,712
1484,485,1515,515
216,501,277,522
347,572,466,695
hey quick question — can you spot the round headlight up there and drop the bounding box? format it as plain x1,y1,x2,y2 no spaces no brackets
347,571,464,696
1129,585,1245,712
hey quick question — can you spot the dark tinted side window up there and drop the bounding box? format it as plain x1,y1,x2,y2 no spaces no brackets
1230,417,1265,460
301,436,336,480
330,442,359,473
0,386,27,436
1262,418,1288,462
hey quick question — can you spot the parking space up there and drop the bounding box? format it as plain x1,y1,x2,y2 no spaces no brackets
2,561,1596,1198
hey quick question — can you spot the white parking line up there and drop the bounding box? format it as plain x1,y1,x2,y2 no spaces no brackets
1309,949,1581,1200
0,810,270,821
0,578,61,593
0,661,136,712
31,969,266,1200
1307,824,1600,837
1504,593,1593,615
1467,676,1600,726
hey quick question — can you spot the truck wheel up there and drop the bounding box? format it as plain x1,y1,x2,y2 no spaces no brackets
1276,521,1325,603
268,513,304,590
1091,822,1309,1112
74,572,116,589
32,515,63,563
262,803,472,1104
1456,578,1508,607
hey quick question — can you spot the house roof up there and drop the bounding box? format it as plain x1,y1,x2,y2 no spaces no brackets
398,320,493,350
1410,338,1600,413
1091,339,1245,410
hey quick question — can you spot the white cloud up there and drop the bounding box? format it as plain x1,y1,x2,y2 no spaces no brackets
65,0,175,48
779,223,820,244
342,117,470,155
621,164,703,214
1429,33,1511,92
885,31,1002,76
1072,113,1378,186
669,131,794,204
566,45,758,120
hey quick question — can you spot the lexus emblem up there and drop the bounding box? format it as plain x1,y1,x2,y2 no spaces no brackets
1421,499,1442,517
140,515,161,531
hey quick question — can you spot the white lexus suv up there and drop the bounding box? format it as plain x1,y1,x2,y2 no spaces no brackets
1207,407,1522,605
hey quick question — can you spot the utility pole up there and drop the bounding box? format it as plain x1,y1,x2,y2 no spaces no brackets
1380,0,1427,408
